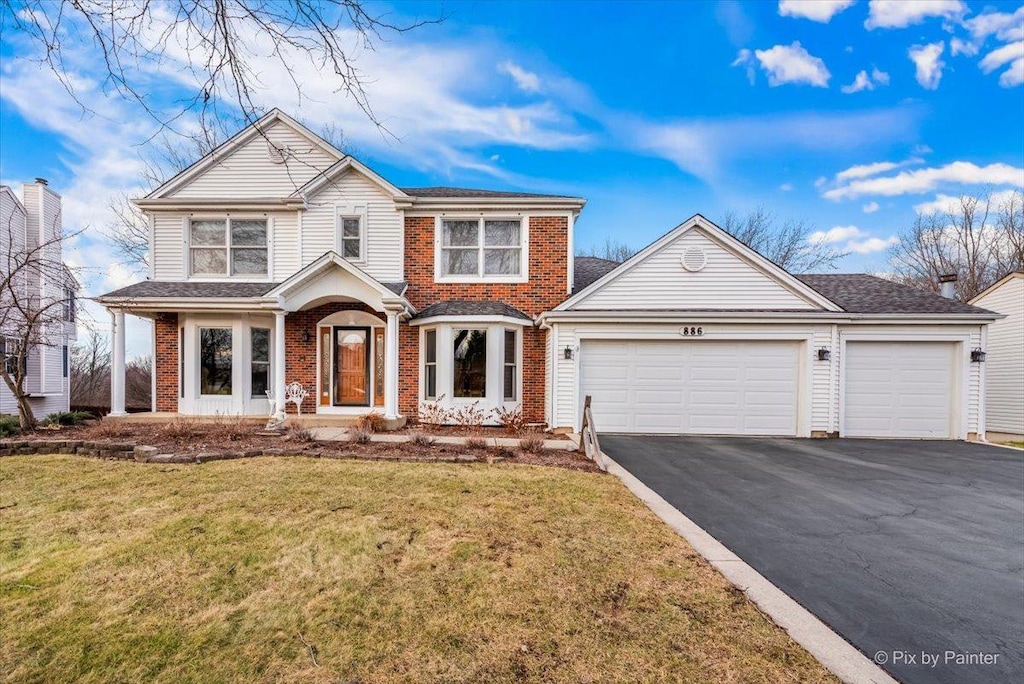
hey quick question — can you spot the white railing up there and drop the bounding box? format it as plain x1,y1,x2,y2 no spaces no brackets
578,395,607,471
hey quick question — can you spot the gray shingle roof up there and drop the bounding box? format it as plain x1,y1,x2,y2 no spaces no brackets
413,300,532,320
573,256,620,293
796,274,995,315
402,186,578,200
99,280,407,299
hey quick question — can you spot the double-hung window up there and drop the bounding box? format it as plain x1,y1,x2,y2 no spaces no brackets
190,218,268,276
440,218,523,278
339,216,363,260
423,329,437,400
503,329,517,401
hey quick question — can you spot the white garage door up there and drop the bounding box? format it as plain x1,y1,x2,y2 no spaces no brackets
580,340,799,435
843,341,955,439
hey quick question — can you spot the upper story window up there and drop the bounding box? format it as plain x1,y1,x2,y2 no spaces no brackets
340,216,363,260
63,286,75,322
190,218,268,277
439,218,525,280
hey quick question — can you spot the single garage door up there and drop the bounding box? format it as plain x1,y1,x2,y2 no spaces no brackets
580,340,799,435
843,341,955,439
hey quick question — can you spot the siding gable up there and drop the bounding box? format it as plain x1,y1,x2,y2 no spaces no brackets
566,225,823,311
167,119,339,199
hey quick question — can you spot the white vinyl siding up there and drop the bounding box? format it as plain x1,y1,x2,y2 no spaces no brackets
299,170,403,281
843,341,956,439
272,212,301,280
152,214,186,280
167,121,338,199
582,339,800,435
568,228,819,311
972,276,1024,435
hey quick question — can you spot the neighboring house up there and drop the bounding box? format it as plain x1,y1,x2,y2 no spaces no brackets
969,272,1024,439
97,110,999,439
0,180,76,417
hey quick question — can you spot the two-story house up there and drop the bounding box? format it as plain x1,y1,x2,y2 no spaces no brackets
98,110,999,440
1,180,77,419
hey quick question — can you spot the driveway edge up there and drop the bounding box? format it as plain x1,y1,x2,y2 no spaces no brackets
605,455,898,684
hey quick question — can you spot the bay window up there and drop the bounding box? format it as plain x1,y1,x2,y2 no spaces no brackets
453,329,487,398
423,329,437,400
199,327,232,395
503,329,517,401
440,218,524,279
190,218,268,276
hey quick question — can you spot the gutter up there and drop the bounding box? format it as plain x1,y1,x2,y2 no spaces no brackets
537,310,1004,325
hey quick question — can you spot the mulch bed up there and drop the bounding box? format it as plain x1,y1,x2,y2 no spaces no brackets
1,422,600,472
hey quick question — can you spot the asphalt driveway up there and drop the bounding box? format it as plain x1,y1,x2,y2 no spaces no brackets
600,436,1024,684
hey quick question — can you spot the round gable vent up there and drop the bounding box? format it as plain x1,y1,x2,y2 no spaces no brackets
681,246,707,272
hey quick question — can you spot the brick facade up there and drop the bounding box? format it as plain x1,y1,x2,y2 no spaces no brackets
400,215,569,423
153,313,179,412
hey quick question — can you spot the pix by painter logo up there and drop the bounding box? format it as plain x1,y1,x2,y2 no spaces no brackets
873,649,1001,668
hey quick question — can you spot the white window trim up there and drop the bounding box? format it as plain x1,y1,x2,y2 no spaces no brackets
418,323,523,408
186,214,272,281
433,215,530,284
335,204,368,264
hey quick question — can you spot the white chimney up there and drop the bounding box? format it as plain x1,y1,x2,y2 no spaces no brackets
939,273,957,299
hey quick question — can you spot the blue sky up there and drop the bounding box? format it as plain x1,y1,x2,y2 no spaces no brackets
2,0,1023,357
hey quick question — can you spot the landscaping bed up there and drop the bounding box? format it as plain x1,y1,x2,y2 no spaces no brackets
0,455,836,683
0,420,598,472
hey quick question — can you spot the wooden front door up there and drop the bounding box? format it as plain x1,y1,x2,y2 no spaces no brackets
334,327,369,406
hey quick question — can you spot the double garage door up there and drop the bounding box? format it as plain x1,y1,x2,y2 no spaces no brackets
581,340,800,436
580,339,956,438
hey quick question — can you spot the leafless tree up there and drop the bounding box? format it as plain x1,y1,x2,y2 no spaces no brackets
3,0,442,134
576,238,638,262
70,330,110,407
720,207,847,272
1,216,81,429
889,191,1024,300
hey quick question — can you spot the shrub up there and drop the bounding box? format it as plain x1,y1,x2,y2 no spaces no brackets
464,435,489,450
418,396,451,425
493,405,525,432
290,426,317,443
41,410,92,427
158,418,203,441
518,435,545,453
451,401,491,429
350,427,372,444
0,415,20,438
409,431,435,446
358,412,387,433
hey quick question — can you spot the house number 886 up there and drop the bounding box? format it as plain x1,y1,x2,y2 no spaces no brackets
681,326,703,336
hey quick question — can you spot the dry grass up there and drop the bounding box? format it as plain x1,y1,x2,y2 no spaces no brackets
0,456,835,683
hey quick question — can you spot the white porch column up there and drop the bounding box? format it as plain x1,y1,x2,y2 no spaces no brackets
109,308,126,416
274,310,287,419
384,308,400,419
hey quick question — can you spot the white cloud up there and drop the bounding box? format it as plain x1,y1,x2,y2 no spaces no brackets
629,107,919,180
963,6,1024,42
779,182,794,191
908,42,946,89
751,42,831,87
835,160,901,181
1000,57,1024,87
498,61,542,93
950,37,979,56
778,0,856,23
863,201,880,213
731,48,757,84
841,67,890,93
809,225,864,243
846,235,899,253
865,0,966,29
913,189,1022,215
824,161,1024,200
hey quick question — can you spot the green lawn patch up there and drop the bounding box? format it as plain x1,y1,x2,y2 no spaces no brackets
0,456,835,683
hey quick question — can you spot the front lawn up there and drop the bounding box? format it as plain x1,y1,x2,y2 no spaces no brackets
0,456,834,683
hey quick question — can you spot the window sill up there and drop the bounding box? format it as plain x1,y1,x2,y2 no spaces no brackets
434,275,529,284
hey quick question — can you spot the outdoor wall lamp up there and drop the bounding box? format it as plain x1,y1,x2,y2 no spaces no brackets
817,347,831,362
564,346,574,360
971,348,986,363
302,328,312,345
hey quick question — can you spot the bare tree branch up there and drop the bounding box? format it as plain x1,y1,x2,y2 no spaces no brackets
719,207,848,272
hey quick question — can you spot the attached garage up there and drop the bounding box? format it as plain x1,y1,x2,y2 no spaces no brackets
580,339,800,435
842,341,957,439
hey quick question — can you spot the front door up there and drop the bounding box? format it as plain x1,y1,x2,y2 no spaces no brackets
334,327,369,406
